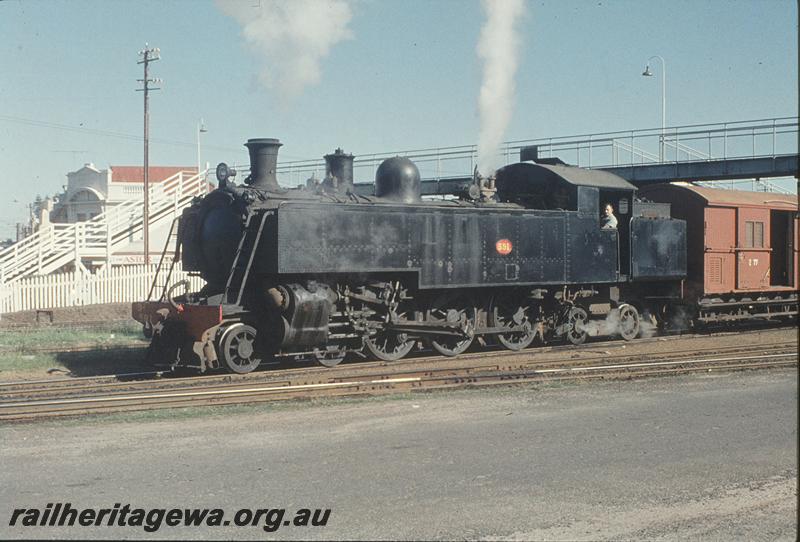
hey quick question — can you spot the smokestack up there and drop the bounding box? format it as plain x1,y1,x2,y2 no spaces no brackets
324,148,354,194
245,138,282,191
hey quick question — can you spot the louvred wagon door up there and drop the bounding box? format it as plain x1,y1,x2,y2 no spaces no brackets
736,208,771,290
703,207,736,294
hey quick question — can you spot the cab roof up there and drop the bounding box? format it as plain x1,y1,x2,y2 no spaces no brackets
497,162,637,191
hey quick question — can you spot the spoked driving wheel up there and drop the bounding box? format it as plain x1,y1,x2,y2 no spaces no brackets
364,329,416,361
218,323,261,374
364,301,417,362
566,306,588,346
618,304,640,341
491,293,535,351
428,293,476,356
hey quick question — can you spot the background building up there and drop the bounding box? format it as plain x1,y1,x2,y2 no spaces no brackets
50,164,197,224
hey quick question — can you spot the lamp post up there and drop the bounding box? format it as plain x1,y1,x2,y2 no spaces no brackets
642,55,666,161
196,118,207,175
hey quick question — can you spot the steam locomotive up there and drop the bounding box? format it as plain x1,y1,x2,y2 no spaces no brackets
133,137,688,373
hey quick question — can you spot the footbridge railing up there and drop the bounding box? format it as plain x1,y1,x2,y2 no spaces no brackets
272,116,798,190
0,170,210,284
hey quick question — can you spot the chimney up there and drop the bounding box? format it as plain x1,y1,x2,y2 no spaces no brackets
324,148,354,194
244,138,282,191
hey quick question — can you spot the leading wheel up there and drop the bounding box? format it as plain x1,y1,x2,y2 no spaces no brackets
566,307,588,345
491,294,536,351
219,323,261,374
428,294,476,357
618,304,640,341
313,345,347,368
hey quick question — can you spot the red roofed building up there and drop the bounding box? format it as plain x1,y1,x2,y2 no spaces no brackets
51,164,198,223
43,163,207,266
108,166,197,184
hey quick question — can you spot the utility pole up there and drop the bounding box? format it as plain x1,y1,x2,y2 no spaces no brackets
137,44,161,265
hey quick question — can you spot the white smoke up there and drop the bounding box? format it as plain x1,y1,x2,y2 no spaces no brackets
216,0,353,99
476,0,525,176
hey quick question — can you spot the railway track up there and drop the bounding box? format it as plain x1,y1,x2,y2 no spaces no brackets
0,339,795,422
0,319,789,354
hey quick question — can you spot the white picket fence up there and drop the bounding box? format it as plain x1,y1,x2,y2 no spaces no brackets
0,263,206,315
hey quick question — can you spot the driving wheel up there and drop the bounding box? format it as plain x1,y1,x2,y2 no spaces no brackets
618,304,641,341
566,307,588,345
364,330,416,361
364,301,417,362
428,293,476,356
491,294,536,351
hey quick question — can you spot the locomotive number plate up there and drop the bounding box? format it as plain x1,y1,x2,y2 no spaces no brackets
495,239,513,255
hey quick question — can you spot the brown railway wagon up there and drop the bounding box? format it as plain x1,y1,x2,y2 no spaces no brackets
639,183,797,321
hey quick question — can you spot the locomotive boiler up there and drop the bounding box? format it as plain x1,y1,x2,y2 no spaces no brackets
133,137,688,373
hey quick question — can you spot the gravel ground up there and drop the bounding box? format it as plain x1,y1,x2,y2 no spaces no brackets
1,368,796,540
0,303,134,328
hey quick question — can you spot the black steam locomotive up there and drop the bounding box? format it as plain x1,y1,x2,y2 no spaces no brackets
133,138,687,373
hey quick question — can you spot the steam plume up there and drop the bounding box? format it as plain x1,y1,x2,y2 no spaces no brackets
476,0,525,176
216,0,353,99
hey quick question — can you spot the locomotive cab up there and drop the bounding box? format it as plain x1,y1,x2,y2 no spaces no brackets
495,161,638,278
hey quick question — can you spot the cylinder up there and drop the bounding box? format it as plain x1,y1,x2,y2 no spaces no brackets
374,156,421,203
245,138,282,191
324,148,355,194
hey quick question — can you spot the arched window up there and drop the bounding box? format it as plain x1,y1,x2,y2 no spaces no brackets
70,189,101,202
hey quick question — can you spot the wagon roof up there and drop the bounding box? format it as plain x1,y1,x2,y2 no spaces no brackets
661,183,798,209
511,162,637,191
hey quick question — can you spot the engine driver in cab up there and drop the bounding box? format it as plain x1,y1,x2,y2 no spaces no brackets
602,203,618,229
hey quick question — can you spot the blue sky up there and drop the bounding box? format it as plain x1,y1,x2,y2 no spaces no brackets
0,0,797,238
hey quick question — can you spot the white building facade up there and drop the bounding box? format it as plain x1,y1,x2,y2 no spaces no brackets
52,164,196,224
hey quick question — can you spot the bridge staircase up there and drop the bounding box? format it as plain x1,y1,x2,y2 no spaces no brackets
0,169,209,284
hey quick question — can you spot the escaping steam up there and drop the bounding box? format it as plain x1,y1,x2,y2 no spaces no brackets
476,0,525,177
580,309,659,340
216,0,353,99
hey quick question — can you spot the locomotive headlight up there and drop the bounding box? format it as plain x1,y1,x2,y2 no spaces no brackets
216,162,237,185
216,162,229,182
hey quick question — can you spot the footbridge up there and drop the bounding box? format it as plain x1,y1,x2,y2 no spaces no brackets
273,117,798,195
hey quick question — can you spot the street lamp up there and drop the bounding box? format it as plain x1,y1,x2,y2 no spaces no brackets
642,55,666,161
196,118,208,175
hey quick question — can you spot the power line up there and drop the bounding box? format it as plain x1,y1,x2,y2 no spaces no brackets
0,114,317,161
0,114,245,154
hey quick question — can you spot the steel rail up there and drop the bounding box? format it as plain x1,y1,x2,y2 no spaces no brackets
2,358,795,422
1,320,792,387
1,345,795,422
1,338,794,399
3,357,795,422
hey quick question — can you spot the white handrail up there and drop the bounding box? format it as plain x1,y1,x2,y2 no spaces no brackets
1,169,208,283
